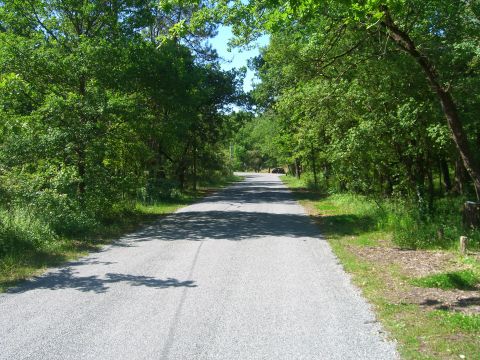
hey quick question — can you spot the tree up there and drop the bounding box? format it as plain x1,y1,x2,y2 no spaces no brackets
0,0,242,233
181,0,480,199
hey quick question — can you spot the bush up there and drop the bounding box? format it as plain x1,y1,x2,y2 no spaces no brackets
140,178,181,204
28,189,99,236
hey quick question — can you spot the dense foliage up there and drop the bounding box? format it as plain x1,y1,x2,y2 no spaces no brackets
0,0,243,257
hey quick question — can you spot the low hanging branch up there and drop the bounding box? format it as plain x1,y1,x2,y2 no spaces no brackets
380,5,480,201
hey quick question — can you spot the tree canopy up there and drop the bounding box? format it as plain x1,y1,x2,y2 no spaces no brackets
206,0,480,203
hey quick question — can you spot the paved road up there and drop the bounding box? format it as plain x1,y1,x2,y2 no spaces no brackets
0,174,398,360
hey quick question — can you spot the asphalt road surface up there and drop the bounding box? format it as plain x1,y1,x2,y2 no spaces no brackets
0,173,398,360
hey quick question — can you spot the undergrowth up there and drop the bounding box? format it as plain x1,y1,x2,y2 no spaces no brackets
283,174,479,250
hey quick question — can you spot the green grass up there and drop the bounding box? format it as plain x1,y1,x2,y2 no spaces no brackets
281,175,308,189
411,270,480,290
432,310,480,332
134,202,188,215
282,174,480,360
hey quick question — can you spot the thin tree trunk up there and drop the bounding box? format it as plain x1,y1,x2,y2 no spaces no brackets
453,157,467,195
193,145,197,192
440,157,452,193
381,6,480,200
324,164,330,189
386,175,394,197
177,142,191,191
311,146,318,188
295,159,301,179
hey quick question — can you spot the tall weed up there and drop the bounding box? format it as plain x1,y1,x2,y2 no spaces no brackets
0,208,56,257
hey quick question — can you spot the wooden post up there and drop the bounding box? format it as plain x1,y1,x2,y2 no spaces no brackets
460,236,468,255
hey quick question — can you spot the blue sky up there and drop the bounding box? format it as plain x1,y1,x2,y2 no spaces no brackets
209,26,269,93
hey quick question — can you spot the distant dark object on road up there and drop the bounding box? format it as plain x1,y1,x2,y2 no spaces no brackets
271,167,285,174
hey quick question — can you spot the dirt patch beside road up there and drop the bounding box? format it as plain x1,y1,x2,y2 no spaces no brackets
353,245,480,315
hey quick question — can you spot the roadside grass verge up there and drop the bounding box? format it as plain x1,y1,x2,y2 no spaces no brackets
282,175,480,360
410,270,480,291
0,175,242,293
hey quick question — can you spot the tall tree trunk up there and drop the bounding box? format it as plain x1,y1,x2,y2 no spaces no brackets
177,142,191,191
324,164,330,189
294,158,301,179
386,175,394,197
453,157,468,195
381,6,480,200
440,157,452,193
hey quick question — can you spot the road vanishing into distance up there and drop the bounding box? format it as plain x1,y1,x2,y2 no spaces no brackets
0,174,398,360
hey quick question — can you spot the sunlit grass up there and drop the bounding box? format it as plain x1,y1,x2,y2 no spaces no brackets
135,202,186,215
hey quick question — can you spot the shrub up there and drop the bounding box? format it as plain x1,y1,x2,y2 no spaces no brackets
29,189,98,236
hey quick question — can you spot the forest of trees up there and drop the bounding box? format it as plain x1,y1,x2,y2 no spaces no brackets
1,0,479,257
0,0,245,257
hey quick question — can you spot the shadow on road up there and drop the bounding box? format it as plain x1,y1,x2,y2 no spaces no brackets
7,269,196,294
125,211,320,243
117,176,323,243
